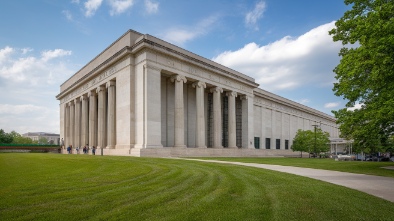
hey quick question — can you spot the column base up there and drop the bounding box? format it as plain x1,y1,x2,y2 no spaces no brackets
197,146,207,148
173,145,187,148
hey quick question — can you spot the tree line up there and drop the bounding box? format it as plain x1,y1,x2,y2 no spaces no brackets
0,129,49,144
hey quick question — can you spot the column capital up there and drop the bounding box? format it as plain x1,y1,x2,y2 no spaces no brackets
88,90,96,97
170,74,187,83
240,95,249,100
210,86,223,93
192,81,206,89
226,91,237,97
106,80,116,88
80,94,88,101
68,101,74,107
96,85,106,93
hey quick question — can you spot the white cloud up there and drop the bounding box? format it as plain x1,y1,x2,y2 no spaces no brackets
71,0,80,4
144,0,159,14
84,0,103,17
0,104,46,115
62,10,73,21
324,102,340,108
0,47,74,134
162,15,219,46
108,0,134,16
213,21,342,93
298,99,310,105
41,49,72,62
245,1,266,30
347,103,363,111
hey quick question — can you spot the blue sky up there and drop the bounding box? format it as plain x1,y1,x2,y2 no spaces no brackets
0,0,351,134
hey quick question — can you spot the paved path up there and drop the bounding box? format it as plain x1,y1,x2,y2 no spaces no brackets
183,159,394,203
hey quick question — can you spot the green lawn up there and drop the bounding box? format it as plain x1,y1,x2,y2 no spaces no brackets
0,153,393,221
198,157,394,178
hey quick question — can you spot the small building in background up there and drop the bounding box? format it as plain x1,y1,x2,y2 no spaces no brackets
22,132,60,145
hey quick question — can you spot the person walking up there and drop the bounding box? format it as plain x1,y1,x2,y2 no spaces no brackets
92,146,96,155
66,145,71,154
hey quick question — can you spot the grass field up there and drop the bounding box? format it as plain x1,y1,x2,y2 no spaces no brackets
199,157,394,178
0,153,393,221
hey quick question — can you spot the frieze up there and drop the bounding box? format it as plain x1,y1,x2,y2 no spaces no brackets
61,57,128,104
155,53,253,94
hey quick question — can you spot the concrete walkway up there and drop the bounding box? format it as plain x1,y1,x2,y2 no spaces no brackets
184,159,394,203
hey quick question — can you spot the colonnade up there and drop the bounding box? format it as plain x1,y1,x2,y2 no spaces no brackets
64,80,116,150
170,74,247,148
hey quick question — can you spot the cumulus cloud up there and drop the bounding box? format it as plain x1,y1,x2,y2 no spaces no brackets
213,21,342,93
145,0,158,14
84,0,103,17
0,47,74,134
324,102,340,108
245,1,266,30
162,15,219,46
298,99,310,105
108,0,134,16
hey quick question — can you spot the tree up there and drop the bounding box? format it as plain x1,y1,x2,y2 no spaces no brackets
10,131,33,144
292,129,330,157
292,129,313,157
329,0,394,154
38,137,48,144
0,129,13,144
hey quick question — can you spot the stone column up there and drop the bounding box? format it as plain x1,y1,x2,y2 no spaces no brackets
69,101,75,149
74,98,81,148
65,103,70,148
171,74,187,148
192,81,206,148
226,91,237,148
106,80,116,148
97,85,107,149
210,87,223,148
88,91,97,148
81,95,89,147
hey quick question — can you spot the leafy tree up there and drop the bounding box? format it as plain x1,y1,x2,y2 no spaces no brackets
0,129,13,144
10,131,33,144
292,129,313,157
38,137,48,144
329,0,394,154
292,129,330,157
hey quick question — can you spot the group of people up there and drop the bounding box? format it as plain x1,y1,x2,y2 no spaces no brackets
65,144,97,155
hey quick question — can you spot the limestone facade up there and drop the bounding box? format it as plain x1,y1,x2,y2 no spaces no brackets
56,30,339,157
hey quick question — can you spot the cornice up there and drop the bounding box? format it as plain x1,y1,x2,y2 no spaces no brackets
253,88,336,121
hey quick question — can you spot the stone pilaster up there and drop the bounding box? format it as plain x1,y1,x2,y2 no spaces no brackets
226,91,237,148
81,95,89,147
69,101,75,149
271,109,276,149
241,95,254,149
106,80,116,148
171,74,187,148
192,81,206,148
88,91,98,148
97,85,107,150
210,86,223,148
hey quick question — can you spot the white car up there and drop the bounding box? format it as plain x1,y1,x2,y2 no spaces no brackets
390,157,394,162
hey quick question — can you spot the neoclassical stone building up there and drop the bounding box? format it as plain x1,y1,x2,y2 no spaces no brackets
56,30,339,157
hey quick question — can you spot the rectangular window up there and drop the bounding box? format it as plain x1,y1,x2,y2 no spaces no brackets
276,139,280,149
285,140,289,150
265,138,270,149
254,137,260,149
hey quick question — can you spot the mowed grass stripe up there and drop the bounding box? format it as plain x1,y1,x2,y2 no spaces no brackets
0,154,393,221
